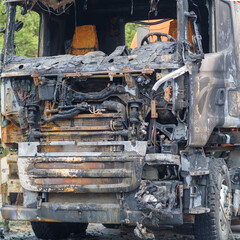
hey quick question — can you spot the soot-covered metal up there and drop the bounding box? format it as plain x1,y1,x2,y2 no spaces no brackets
1,0,240,240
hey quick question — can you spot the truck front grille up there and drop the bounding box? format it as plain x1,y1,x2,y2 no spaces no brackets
18,141,147,193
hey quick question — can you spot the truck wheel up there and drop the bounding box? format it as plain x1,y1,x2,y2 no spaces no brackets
194,158,232,240
31,222,71,239
68,223,88,235
103,224,120,229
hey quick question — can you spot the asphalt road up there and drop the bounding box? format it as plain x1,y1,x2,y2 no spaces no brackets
2,222,240,240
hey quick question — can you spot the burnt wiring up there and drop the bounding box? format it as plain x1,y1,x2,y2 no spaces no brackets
149,0,160,17
131,0,134,15
35,0,74,16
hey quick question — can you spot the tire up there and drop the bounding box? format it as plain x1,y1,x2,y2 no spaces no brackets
194,158,232,240
31,222,71,239
68,223,88,235
103,224,120,229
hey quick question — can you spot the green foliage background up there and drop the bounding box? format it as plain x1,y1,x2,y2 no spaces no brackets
0,1,7,53
0,2,137,57
0,2,40,57
125,23,138,48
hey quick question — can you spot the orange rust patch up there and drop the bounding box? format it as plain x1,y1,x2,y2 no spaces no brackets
34,178,121,185
2,121,23,146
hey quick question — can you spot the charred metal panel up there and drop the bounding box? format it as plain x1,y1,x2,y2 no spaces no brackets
180,150,209,214
177,0,188,64
188,54,226,147
188,0,238,146
135,180,182,222
2,194,183,225
18,141,147,193
145,153,180,166
1,42,178,78
2,203,122,223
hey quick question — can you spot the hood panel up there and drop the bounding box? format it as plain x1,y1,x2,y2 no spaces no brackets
2,42,178,77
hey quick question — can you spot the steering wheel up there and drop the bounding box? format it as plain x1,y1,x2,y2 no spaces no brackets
141,32,176,46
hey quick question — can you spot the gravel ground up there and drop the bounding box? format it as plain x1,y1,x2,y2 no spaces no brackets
1,222,240,240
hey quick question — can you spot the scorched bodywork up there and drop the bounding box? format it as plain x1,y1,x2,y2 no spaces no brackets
0,0,240,240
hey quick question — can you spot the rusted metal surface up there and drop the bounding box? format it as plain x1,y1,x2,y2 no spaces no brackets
17,141,146,192
1,200,182,225
150,100,158,119
34,162,119,169
1,203,124,224
1,122,23,145
18,141,148,156
31,71,39,87
41,113,124,132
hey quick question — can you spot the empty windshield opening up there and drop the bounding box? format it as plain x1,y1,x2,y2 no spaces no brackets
126,19,177,49
125,18,199,52
36,0,177,56
3,0,180,58
14,6,40,57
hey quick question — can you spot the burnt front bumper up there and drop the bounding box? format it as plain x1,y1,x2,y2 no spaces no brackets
2,202,125,223
1,200,183,225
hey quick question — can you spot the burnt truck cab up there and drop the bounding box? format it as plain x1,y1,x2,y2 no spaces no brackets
1,0,240,239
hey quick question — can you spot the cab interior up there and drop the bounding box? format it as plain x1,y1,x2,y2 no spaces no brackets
30,0,211,56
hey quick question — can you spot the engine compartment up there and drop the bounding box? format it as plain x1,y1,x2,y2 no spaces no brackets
2,41,187,158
